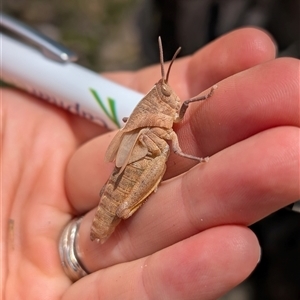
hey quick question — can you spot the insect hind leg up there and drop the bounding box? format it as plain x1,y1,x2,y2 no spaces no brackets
116,199,147,219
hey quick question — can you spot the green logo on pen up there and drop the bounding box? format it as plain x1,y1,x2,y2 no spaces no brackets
90,88,120,128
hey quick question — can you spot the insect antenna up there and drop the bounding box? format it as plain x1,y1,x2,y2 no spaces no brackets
158,36,165,80
158,36,181,83
166,46,181,83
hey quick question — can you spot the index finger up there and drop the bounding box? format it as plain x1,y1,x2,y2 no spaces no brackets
103,27,276,99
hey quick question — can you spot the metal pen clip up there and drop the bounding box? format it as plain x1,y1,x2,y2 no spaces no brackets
290,200,300,213
0,12,78,63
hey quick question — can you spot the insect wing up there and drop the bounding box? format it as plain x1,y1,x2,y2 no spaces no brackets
105,130,124,162
115,130,148,174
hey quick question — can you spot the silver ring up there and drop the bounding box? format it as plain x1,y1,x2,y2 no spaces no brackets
59,217,89,281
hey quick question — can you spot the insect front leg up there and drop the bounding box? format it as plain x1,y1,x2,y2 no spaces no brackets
176,85,217,121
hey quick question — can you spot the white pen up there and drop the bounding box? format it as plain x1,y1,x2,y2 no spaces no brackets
0,13,144,130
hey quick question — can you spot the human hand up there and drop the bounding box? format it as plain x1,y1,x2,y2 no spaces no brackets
3,28,299,299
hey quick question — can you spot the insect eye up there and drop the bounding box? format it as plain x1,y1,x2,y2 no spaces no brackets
161,84,171,96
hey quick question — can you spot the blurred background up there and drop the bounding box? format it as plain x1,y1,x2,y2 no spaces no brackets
2,1,299,299
3,0,299,72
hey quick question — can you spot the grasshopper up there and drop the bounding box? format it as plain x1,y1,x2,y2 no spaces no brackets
90,37,216,243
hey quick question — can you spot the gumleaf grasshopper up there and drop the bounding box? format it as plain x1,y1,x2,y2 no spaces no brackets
90,37,216,243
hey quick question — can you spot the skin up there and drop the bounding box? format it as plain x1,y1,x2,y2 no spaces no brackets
2,28,299,300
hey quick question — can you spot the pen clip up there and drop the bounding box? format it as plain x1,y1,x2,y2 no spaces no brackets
291,200,300,213
0,12,78,63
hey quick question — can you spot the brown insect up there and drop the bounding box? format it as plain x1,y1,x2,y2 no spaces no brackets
90,37,216,243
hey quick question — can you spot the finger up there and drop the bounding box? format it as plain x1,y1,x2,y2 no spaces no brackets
74,126,298,271
169,57,299,176
103,27,276,99
3,89,108,146
103,58,299,179
66,57,299,211
185,27,276,95
62,226,260,300
66,133,115,212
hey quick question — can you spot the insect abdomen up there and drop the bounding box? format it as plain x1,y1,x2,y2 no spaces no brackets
90,155,161,243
